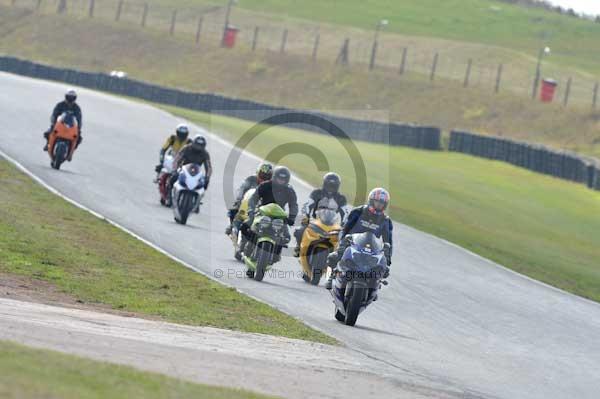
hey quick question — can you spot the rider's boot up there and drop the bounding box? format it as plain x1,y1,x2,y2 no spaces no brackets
324,266,335,290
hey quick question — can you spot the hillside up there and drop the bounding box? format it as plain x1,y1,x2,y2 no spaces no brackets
1,5,599,157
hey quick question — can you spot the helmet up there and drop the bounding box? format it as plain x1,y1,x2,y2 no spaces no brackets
256,162,273,184
367,188,390,215
272,166,291,186
191,134,206,150
322,172,341,194
175,124,189,141
65,89,77,103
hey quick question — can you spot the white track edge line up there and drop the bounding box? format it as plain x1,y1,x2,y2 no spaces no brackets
0,148,338,343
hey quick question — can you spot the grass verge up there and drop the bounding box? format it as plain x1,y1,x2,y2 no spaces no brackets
163,104,600,302
0,159,335,344
0,340,275,399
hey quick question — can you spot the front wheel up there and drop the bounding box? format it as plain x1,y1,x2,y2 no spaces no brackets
51,141,68,170
345,284,366,327
254,241,273,282
308,246,329,286
334,309,345,322
175,192,193,225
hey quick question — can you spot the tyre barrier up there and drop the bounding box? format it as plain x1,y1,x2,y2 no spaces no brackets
449,130,600,191
0,56,441,151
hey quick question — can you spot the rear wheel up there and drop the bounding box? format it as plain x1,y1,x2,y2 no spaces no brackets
345,284,366,327
334,309,345,322
308,247,329,286
254,241,273,282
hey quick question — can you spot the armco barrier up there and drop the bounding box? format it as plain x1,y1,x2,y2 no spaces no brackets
0,56,441,151
449,131,600,191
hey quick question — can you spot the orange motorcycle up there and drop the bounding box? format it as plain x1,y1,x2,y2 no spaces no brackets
47,112,79,170
298,207,341,285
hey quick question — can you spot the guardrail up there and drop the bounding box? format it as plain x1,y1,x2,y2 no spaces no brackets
449,131,600,190
0,56,441,151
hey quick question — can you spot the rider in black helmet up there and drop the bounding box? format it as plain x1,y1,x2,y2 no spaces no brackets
43,89,82,151
168,134,213,211
155,124,191,176
225,162,274,235
243,166,298,261
293,172,349,257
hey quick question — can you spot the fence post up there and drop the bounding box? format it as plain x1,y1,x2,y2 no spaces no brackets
464,59,472,87
563,77,572,107
88,0,95,18
169,10,177,35
280,29,288,53
369,40,378,71
532,68,541,100
141,4,148,27
399,47,407,75
251,26,259,51
495,63,503,93
115,0,123,22
57,0,66,14
195,16,203,44
312,33,320,62
430,52,439,81
593,82,598,110
336,38,350,66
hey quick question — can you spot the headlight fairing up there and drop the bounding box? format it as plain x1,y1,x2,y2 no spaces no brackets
271,218,284,231
177,173,187,189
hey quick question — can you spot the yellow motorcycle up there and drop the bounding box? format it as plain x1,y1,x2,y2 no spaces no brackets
298,208,341,285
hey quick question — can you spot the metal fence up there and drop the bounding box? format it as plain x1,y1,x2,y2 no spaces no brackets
3,0,600,108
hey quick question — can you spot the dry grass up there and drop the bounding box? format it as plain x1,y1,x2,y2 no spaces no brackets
1,5,600,157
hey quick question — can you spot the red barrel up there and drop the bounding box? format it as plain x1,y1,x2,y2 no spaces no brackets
222,26,239,48
540,78,558,102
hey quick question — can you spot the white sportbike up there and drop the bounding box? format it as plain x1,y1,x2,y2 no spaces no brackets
172,163,206,225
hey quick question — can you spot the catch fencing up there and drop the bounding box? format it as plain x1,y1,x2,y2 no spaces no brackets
449,131,600,190
0,56,441,150
3,0,600,108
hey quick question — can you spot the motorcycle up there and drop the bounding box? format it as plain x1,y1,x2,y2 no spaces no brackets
330,232,389,327
157,150,175,207
298,207,341,285
228,188,256,262
243,203,289,282
171,163,206,225
47,112,79,170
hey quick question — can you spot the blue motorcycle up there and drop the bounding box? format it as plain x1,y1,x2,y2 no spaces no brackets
330,232,389,326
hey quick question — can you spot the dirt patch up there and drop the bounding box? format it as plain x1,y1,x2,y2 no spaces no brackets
0,273,140,319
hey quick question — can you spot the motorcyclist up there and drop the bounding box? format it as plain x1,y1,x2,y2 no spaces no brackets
325,188,393,290
154,124,191,178
225,162,273,235
169,134,213,212
43,89,82,151
243,166,298,261
293,172,350,257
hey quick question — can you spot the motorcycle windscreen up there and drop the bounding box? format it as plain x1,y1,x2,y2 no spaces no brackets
315,208,340,226
58,112,78,128
352,232,384,254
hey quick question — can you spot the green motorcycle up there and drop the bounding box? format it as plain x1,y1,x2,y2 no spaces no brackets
244,203,289,282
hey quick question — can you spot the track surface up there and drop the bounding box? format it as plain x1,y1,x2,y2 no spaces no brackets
1,72,599,399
